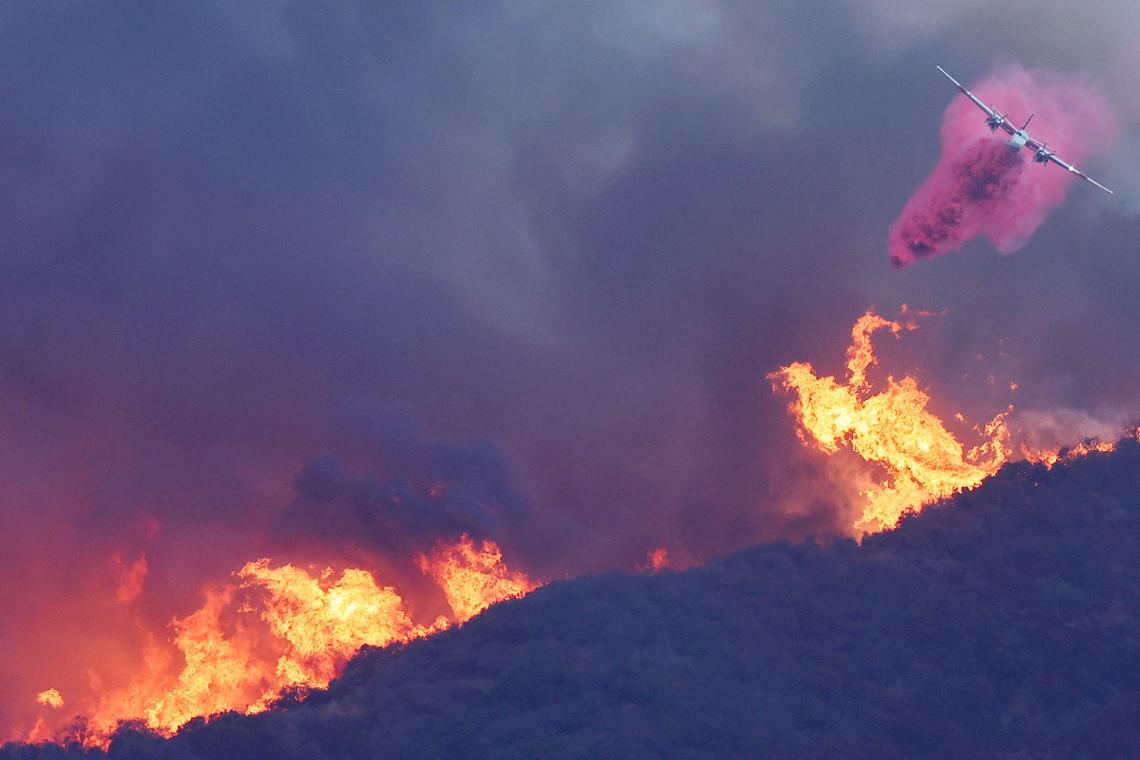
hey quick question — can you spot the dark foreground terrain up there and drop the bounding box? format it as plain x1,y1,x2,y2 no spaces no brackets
7,439,1140,759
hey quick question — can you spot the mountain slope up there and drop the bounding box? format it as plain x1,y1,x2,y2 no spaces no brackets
7,439,1140,759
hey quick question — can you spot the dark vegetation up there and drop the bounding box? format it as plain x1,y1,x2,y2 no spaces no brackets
7,439,1140,759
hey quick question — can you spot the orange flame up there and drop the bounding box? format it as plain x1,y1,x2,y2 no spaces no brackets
1021,438,1117,468
239,560,445,692
126,586,266,733
769,308,1011,534
45,537,537,746
645,547,670,573
418,534,538,621
35,689,64,709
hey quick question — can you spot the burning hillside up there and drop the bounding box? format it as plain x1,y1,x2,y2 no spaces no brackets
16,537,536,747
10,305,1129,750
7,439,1139,758
768,307,1140,535
770,308,1012,533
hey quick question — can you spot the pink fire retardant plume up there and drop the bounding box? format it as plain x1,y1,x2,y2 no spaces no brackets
889,65,1117,268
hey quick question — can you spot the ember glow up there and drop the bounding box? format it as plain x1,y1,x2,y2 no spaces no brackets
1021,435,1139,469
25,538,536,745
770,309,1011,533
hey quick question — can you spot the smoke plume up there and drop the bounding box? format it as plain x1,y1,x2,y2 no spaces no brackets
889,64,1117,267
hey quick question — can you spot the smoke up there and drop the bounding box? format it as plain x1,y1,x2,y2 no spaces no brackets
889,64,1117,267
1012,407,1133,453
276,439,529,561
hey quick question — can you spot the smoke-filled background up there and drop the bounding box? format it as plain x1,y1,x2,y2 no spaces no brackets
2,0,1140,741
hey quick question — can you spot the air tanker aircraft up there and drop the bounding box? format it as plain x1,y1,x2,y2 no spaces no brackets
937,65,1113,194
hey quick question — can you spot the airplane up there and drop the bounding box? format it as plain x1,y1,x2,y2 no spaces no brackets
937,65,1113,194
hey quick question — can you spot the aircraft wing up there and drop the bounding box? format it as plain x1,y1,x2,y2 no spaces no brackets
1044,151,1114,194
937,65,1012,133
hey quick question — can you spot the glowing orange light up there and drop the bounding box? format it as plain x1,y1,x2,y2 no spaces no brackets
418,534,537,621
59,537,537,746
1020,438,1117,468
237,560,437,693
769,308,1010,533
35,689,64,709
646,547,669,572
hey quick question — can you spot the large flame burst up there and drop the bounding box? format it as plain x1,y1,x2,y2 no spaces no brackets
418,534,537,621
769,308,1011,534
34,535,536,745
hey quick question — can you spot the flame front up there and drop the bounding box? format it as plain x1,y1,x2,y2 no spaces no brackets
43,537,536,745
418,534,538,621
128,586,264,733
769,309,1010,533
237,561,437,691
1021,439,1117,468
